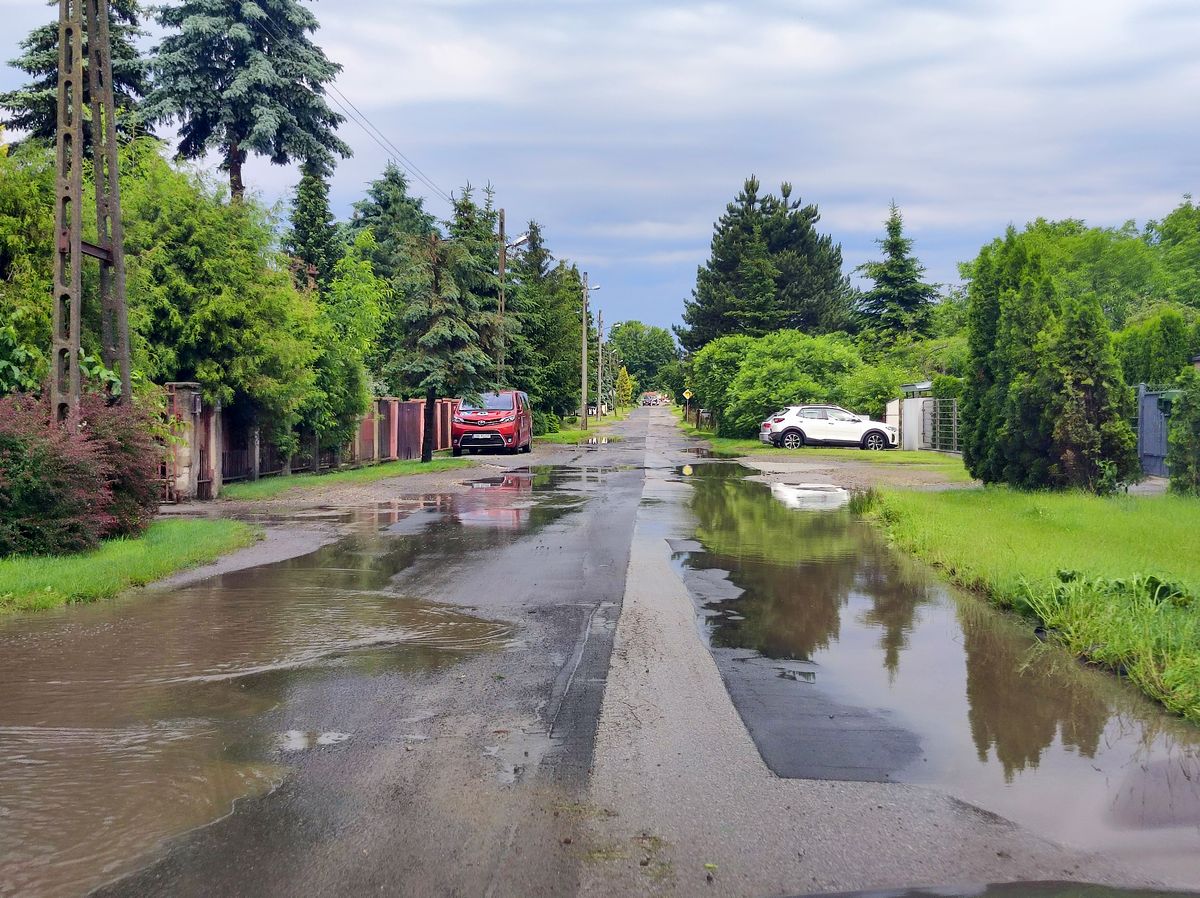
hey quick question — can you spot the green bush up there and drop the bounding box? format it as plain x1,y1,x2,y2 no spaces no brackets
0,393,162,557
532,410,561,436
1168,368,1200,495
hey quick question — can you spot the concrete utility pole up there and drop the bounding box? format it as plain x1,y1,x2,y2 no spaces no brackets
497,208,506,385
580,272,589,431
50,0,132,431
596,309,604,420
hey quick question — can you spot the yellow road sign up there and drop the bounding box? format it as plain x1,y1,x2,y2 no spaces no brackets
683,390,694,400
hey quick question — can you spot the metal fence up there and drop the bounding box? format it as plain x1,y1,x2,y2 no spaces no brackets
922,399,960,453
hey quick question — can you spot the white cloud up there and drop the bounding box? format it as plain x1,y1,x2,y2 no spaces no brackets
2,0,1197,327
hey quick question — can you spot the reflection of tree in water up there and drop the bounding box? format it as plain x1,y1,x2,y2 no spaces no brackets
687,476,930,670
856,552,932,681
958,599,1110,781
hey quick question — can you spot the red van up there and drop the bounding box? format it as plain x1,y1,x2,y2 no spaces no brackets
452,390,534,456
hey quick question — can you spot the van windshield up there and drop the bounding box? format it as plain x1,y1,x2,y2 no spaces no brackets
460,393,515,412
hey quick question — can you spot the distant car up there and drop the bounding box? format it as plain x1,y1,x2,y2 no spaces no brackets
452,390,533,456
761,405,897,451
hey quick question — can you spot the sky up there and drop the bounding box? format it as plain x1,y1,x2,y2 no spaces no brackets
2,0,1198,331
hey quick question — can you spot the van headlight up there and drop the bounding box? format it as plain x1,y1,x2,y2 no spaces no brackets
499,414,517,424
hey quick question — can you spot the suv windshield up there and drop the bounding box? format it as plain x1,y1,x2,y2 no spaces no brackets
460,393,515,412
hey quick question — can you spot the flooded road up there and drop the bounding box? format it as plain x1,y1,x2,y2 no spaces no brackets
0,472,607,898
674,464,1200,882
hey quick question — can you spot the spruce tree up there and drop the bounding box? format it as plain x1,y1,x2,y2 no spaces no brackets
349,162,436,278
0,0,149,145
286,161,340,287
678,176,852,352
148,0,350,199
856,202,937,337
392,234,493,462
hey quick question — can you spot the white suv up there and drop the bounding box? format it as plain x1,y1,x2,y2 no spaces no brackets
759,405,898,451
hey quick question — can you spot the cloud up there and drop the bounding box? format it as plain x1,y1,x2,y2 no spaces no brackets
2,0,1197,328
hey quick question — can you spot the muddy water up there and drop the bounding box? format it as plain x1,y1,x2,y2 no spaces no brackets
0,478,585,898
675,465,1200,882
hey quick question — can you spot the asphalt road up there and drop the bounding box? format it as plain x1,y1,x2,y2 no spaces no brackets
94,419,650,898
57,407,1195,897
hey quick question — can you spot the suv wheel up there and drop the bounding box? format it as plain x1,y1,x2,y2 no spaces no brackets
781,430,805,450
863,432,887,451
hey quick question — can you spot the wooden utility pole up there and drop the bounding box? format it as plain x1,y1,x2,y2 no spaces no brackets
497,208,506,385
50,0,131,430
580,272,589,431
596,309,604,420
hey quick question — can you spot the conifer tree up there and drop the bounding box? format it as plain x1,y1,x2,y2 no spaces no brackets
392,234,493,462
615,366,634,408
349,162,435,278
1040,295,1139,492
286,161,340,287
856,203,937,337
0,0,149,145
678,176,852,352
148,0,350,199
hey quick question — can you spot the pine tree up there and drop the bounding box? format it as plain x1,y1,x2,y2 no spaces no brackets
856,203,937,337
147,0,350,199
678,176,852,352
286,161,340,287
391,234,493,462
0,0,149,145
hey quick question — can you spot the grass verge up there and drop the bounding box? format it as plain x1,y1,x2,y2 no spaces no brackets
222,457,476,501
871,487,1200,723
536,409,632,445
0,519,260,613
673,408,972,482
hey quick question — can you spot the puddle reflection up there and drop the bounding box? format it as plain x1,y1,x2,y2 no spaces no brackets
0,475,594,898
675,465,1200,876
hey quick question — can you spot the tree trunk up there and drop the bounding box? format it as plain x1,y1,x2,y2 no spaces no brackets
422,388,437,463
228,141,245,202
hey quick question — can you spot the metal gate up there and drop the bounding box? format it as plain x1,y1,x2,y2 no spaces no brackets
1137,385,1171,477
922,399,960,453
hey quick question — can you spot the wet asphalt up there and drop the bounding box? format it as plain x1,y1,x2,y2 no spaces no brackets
5,408,1199,897
82,427,650,897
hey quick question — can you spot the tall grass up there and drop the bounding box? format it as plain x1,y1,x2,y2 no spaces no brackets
222,457,475,501
0,519,259,613
873,488,1200,722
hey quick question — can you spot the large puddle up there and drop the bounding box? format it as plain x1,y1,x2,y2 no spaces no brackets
674,465,1200,881
0,474,588,898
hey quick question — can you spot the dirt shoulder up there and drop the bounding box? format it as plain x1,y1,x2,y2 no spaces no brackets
735,452,974,492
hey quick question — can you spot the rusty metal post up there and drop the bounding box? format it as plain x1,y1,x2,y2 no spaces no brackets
50,0,85,430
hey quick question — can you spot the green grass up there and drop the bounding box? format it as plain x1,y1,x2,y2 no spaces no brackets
0,519,260,613
535,408,633,445
873,488,1200,722
673,408,972,482
221,457,476,500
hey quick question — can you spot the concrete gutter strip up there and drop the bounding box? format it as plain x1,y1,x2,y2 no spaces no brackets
580,416,1154,898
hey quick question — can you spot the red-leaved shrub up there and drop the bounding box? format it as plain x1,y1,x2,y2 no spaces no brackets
0,393,162,557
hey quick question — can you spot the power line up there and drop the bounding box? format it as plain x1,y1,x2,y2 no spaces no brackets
254,13,454,207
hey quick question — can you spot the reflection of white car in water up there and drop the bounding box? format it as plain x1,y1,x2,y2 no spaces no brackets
769,483,850,511
760,405,898,451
